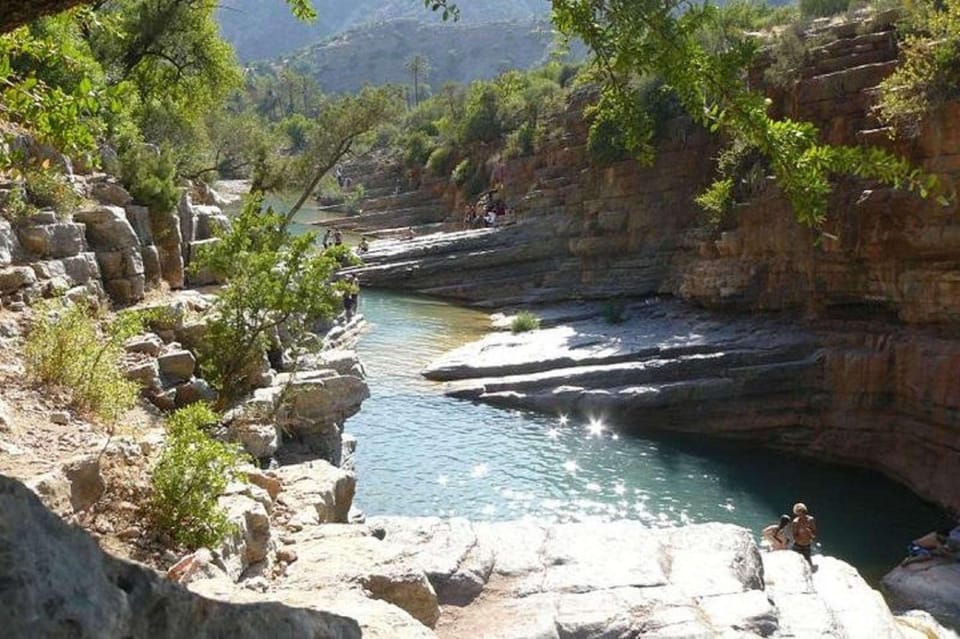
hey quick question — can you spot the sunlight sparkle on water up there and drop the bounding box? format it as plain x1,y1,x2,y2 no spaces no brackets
563,460,579,473
471,463,490,478
559,414,569,426
437,474,449,486
585,482,602,493
587,418,605,437
613,483,627,496
546,428,560,440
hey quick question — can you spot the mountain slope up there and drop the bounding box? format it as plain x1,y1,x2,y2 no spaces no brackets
218,0,551,62
284,18,570,94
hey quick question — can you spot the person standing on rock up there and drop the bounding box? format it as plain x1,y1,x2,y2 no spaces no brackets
791,502,817,565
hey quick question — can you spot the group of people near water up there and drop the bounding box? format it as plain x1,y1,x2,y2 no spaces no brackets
900,524,960,566
763,503,960,570
321,228,369,254
761,502,818,565
463,188,509,228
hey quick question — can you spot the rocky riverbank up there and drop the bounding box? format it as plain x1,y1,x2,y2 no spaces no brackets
5,461,956,639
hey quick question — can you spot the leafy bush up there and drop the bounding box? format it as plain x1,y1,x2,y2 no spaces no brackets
800,0,849,18
24,167,82,217
192,197,342,405
511,311,541,333
148,404,246,550
324,243,363,267
460,86,503,145
587,110,632,166
503,121,537,159
426,144,458,177
451,158,472,186
25,300,142,423
764,26,814,89
120,146,180,214
0,184,30,220
402,131,434,168
876,1,960,138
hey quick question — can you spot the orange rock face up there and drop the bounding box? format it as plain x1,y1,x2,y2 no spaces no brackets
356,14,960,512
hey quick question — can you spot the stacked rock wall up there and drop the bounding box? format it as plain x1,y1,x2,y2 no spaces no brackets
353,13,960,514
0,175,233,308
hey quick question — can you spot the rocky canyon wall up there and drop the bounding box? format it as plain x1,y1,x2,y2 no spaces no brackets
355,12,960,514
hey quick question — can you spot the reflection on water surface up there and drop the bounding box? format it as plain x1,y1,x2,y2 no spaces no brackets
345,291,943,584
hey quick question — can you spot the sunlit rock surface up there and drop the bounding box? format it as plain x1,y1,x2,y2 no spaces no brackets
0,475,362,639
883,559,960,630
423,298,960,516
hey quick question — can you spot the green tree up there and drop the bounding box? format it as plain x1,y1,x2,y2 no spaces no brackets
551,0,941,229
283,86,400,222
406,54,431,107
192,196,345,405
149,403,247,549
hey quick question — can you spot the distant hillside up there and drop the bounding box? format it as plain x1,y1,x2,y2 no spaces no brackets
217,0,551,62
282,18,574,95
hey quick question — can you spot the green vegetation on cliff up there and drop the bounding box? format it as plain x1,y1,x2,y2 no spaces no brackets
25,300,143,423
149,404,247,549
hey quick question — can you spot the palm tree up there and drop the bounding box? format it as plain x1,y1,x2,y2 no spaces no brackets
405,54,431,107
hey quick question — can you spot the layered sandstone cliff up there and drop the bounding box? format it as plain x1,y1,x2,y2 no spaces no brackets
350,12,960,516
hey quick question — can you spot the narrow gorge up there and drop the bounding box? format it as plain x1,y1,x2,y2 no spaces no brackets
2,4,960,639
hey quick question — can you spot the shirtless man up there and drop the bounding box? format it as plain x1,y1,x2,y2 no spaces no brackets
791,502,817,565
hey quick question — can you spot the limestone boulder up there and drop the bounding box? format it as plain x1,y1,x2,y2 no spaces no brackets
178,191,197,251
369,517,494,606
75,205,140,250
174,377,218,408
25,453,104,514
158,349,196,385
91,181,133,207
0,475,363,638
217,491,273,580
281,525,440,628
230,421,280,460
103,272,146,305
194,204,230,240
61,253,101,286
186,238,224,285
275,459,356,525
95,248,144,281
883,559,960,629
149,208,184,289
16,222,85,258
142,245,162,286
0,219,21,265
125,333,164,357
283,373,370,426
0,266,37,294
123,358,162,392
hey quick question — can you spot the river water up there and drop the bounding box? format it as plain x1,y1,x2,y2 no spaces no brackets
344,289,945,584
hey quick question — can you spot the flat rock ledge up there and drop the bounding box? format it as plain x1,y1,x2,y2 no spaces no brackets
2,473,951,638
424,300,821,437
883,560,960,631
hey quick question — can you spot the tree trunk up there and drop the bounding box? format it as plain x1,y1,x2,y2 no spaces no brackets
0,0,92,33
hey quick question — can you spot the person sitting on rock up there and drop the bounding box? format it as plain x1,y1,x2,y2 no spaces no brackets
358,237,370,253
761,515,794,551
791,502,817,565
334,229,343,246
900,529,955,566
